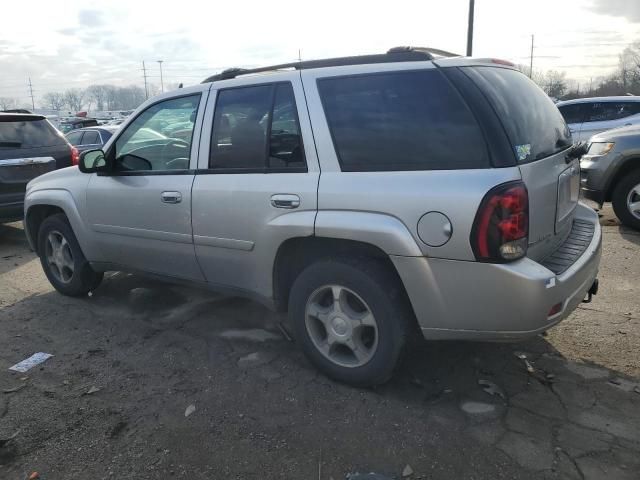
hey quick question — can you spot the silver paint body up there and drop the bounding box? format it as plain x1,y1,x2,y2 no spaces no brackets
24,59,602,340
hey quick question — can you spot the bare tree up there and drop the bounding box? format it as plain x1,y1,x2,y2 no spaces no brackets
63,88,86,111
0,97,18,110
42,92,66,110
543,70,568,99
86,85,109,111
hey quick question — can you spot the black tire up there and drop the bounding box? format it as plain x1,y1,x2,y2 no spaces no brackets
288,257,411,387
612,169,640,231
37,213,103,296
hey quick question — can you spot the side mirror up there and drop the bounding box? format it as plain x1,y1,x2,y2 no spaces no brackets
79,149,107,173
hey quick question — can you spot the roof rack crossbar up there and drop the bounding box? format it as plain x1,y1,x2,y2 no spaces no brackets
202,46,461,83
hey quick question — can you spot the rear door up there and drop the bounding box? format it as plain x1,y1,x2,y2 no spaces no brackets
462,66,578,261
580,101,640,141
191,74,319,298
78,130,103,153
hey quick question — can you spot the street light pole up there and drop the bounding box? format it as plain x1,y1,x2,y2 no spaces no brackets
466,0,475,56
157,60,164,93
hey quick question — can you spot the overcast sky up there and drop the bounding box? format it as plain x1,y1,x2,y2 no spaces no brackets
1,0,639,104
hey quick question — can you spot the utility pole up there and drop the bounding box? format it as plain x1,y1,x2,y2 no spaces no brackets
529,34,534,79
142,61,149,99
28,77,35,110
157,60,164,93
466,0,475,56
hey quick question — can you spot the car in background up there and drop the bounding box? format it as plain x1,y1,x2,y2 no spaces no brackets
58,118,99,134
65,126,118,154
580,124,640,230
557,96,640,143
1,113,76,223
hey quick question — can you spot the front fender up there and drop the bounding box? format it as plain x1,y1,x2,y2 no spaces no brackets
24,189,97,259
314,210,423,257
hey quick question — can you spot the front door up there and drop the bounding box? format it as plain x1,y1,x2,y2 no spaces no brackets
191,77,319,299
86,91,208,280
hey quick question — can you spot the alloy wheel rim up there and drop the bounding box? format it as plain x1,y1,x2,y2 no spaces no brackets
45,230,74,284
305,284,378,368
627,183,640,221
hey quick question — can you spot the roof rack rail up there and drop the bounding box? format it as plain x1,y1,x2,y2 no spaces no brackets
202,46,461,83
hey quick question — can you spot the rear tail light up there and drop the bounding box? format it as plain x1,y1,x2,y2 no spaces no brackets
70,146,80,166
471,181,529,262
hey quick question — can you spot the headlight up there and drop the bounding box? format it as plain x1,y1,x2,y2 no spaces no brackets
587,142,615,156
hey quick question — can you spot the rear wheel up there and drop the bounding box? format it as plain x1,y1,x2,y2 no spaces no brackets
612,169,640,231
288,257,410,387
38,214,103,296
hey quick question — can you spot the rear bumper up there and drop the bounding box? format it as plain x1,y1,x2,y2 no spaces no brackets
392,202,602,341
581,186,604,205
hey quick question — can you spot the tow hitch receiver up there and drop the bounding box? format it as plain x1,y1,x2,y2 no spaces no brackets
583,279,599,304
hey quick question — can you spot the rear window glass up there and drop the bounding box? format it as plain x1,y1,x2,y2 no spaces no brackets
0,119,65,148
463,67,572,163
317,70,489,171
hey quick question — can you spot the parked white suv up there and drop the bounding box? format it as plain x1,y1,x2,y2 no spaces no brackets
24,48,601,386
556,96,640,143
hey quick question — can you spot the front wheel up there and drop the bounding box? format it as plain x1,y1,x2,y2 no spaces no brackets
38,213,103,296
288,257,411,387
612,169,640,231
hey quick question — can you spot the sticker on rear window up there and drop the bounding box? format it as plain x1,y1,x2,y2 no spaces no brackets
515,144,531,161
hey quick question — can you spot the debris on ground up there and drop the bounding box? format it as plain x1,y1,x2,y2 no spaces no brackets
82,386,101,396
402,464,414,477
277,322,293,342
184,404,196,417
9,352,53,373
3,384,27,394
28,472,40,480
478,379,506,400
0,429,20,448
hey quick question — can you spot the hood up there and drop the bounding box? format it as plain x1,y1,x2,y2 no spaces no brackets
590,124,640,143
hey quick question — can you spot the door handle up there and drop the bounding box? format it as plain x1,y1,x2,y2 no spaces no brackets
270,194,300,209
161,191,182,204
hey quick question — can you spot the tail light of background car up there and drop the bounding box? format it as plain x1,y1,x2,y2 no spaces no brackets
471,181,529,262
70,146,80,166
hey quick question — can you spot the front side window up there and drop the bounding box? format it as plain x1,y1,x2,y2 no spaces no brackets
209,82,306,171
113,95,200,172
318,70,489,171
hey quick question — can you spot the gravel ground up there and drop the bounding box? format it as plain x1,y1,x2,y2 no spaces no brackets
0,204,638,480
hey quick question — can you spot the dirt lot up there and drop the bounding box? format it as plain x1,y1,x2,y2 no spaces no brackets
0,205,639,480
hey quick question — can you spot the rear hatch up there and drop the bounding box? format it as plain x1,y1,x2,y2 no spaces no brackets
1,115,70,206
461,66,579,261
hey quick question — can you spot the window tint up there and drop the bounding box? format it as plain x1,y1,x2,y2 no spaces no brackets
81,131,100,145
585,102,640,122
209,83,306,171
114,95,200,172
464,67,572,163
317,70,489,171
558,104,586,124
269,84,305,168
65,131,83,146
0,119,65,148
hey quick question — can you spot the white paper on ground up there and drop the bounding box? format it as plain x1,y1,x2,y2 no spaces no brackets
9,352,53,373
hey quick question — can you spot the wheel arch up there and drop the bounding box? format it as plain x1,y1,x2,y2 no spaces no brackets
605,156,640,202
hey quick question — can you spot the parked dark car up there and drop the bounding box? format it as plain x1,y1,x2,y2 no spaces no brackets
65,126,118,154
580,124,640,230
1,113,76,223
58,118,99,133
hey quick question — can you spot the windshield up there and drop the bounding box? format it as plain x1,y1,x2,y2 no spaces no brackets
463,66,572,163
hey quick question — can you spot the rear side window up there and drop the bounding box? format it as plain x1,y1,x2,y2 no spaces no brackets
585,102,640,122
82,131,100,145
0,118,65,148
464,67,572,163
558,104,586,124
209,82,306,171
318,70,489,171
65,131,83,145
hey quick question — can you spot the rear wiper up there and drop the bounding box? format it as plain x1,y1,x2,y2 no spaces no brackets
0,142,21,148
565,142,588,163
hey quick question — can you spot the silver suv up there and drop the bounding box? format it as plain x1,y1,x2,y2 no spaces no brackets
24,48,602,386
